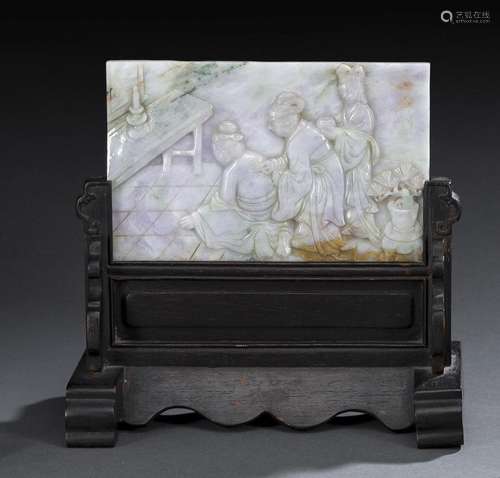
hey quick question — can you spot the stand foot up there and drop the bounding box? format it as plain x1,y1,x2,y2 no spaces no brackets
65,347,464,449
65,356,123,447
414,341,464,448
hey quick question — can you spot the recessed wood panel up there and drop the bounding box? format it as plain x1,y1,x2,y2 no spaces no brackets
111,279,425,346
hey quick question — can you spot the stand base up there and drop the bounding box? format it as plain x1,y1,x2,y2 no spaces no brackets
65,343,463,448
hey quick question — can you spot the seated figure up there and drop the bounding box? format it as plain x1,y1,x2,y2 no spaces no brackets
180,121,291,260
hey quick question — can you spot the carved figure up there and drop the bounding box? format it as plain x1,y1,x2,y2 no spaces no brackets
332,64,381,248
263,92,345,255
180,121,291,259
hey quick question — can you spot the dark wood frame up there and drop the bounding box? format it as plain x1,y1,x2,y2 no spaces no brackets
65,177,463,448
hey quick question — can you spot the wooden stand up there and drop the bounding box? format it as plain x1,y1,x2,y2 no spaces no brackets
66,177,463,448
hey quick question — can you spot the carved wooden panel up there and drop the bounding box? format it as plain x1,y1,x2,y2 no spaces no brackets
111,278,425,346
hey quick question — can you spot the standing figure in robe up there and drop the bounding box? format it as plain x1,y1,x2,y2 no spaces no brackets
327,64,381,248
261,92,345,255
180,121,291,260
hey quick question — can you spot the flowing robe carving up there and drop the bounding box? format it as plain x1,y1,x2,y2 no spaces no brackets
272,120,345,254
190,151,288,259
334,102,381,243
